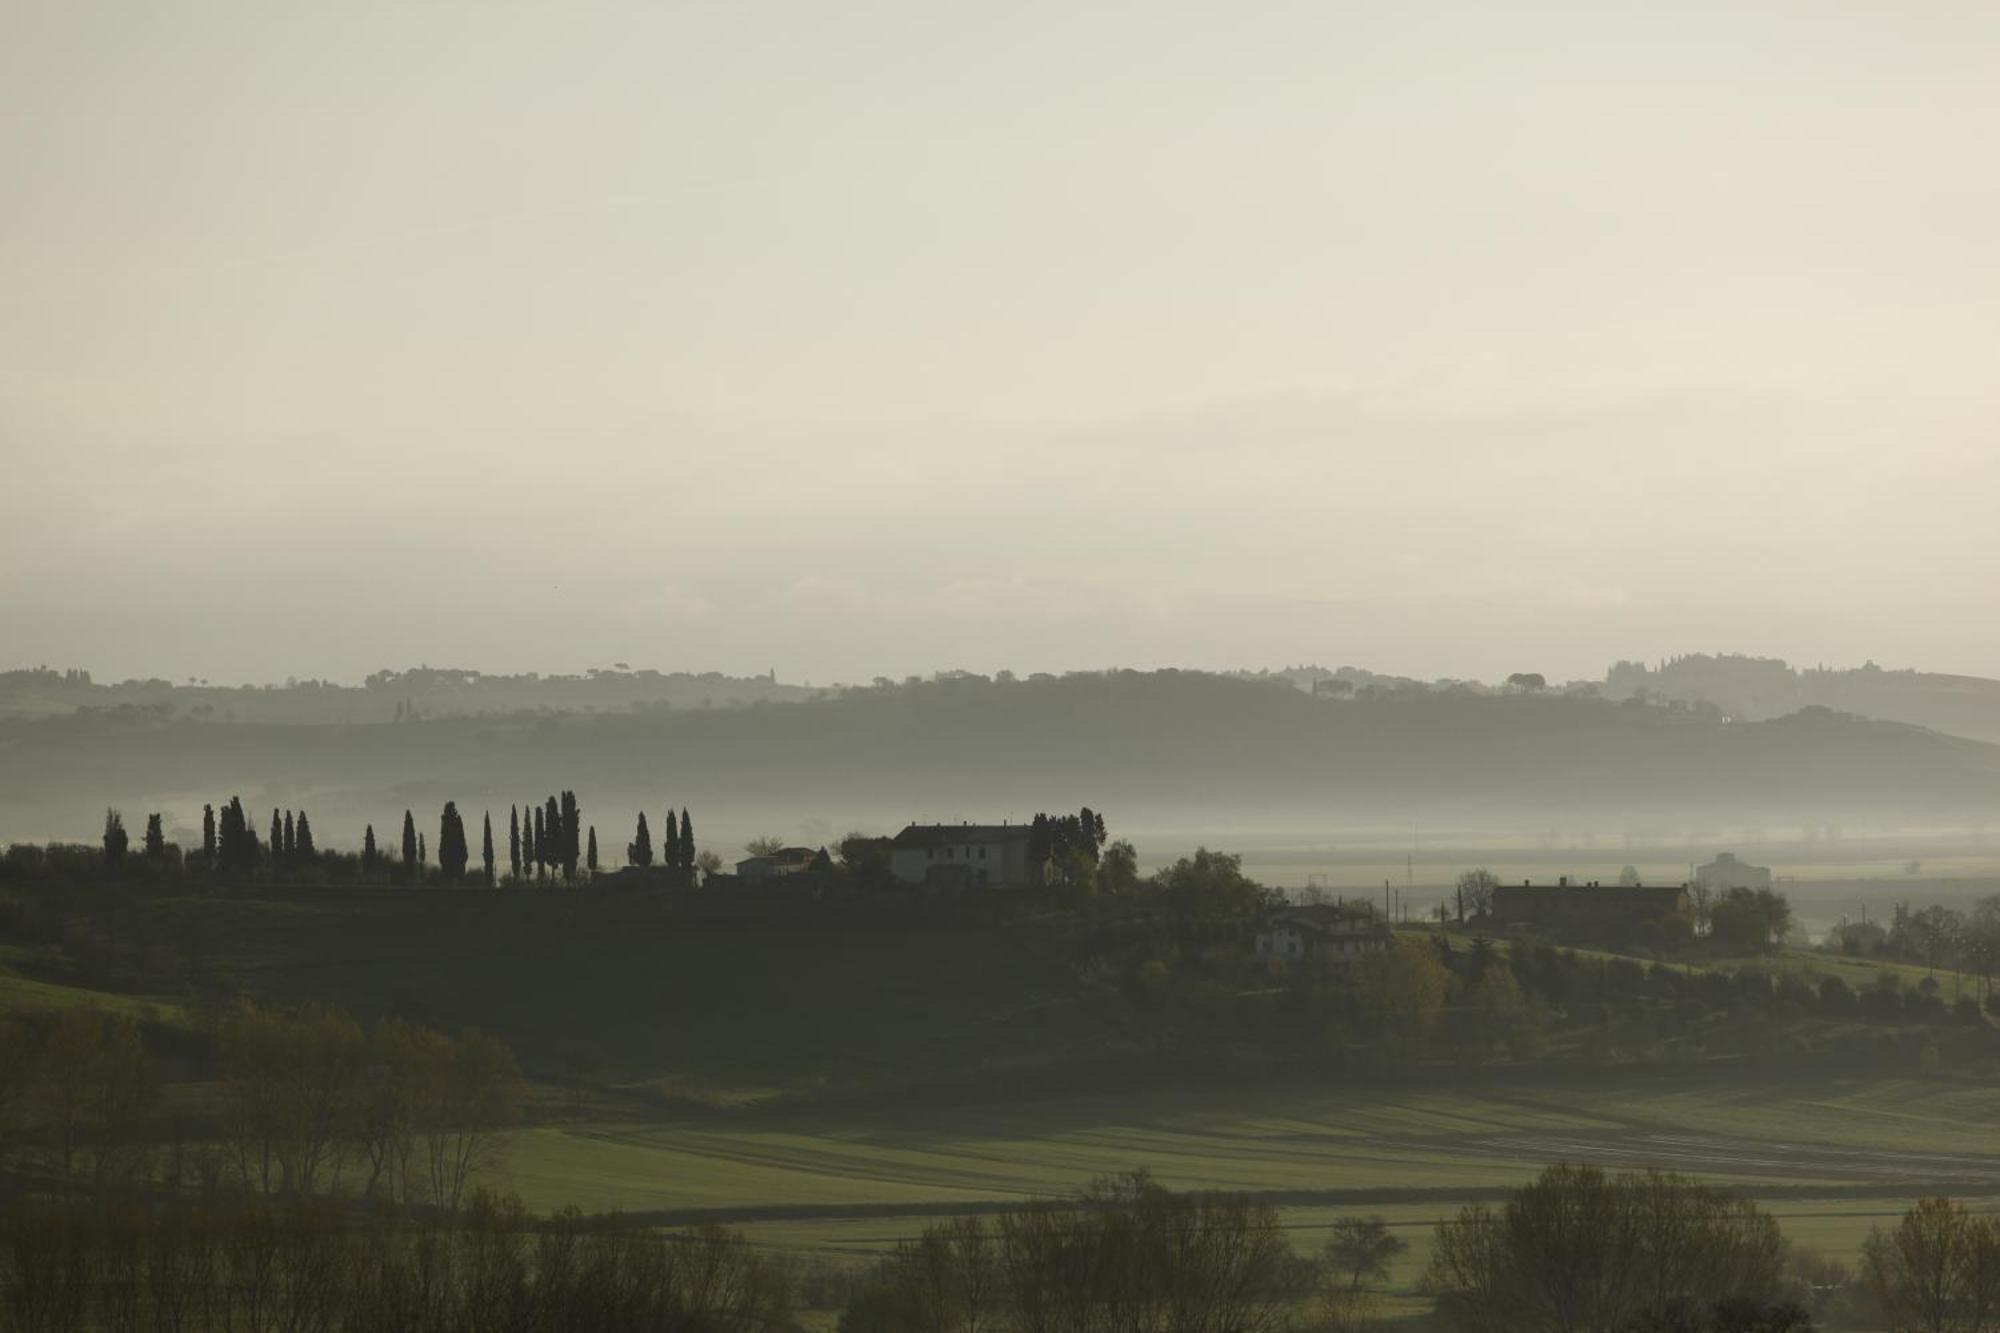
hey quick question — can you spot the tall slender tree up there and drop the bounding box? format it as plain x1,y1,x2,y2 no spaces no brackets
559,791,581,882
202,803,217,867
271,809,284,862
295,811,315,858
482,811,495,886
282,810,296,861
438,802,469,882
532,806,546,879
629,812,653,867
418,832,427,872
102,809,129,867
679,807,695,871
219,796,257,872
544,796,562,880
508,806,521,882
662,806,681,873
143,813,166,860
363,823,378,870
401,810,418,883
586,826,599,875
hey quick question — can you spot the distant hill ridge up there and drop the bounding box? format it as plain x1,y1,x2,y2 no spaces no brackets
1602,654,2000,744
0,664,814,725
6,668,2000,830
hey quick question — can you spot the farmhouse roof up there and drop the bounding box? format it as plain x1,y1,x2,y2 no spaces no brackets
892,823,1033,848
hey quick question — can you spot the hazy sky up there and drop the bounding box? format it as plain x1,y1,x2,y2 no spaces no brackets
4,3,1997,686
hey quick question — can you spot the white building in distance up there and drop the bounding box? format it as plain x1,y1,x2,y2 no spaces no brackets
889,823,1038,890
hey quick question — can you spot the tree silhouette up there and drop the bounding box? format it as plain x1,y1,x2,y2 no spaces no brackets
532,806,546,879
437,802,469,882
363,824,378,870
102,809,129,868
218,797,257,873
586,826,599,875
271,809,284,862
401,810,418,883
560,791,581,882
663,807,681,873
482,811,495,886
202,804,217,867
143,813,166,860
679,808,695,872
629,812,654,868
282,810,296,861
295,811,315,858
508,806,521,882
544,796,563,881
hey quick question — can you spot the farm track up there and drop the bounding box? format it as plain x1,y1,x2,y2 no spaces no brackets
1412,1130,2000,1186
611,1128,2000,1229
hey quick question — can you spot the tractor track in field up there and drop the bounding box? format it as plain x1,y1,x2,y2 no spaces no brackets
1401,1129,2000,1186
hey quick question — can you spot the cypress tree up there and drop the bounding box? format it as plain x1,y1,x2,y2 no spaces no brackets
560,791,581,882
679,807,694,871
202,804,217,867
419,832,427,872
401,810,418,883
283,810,296,861
544,796,560,875
532,806,546,879
295,811,315,858
662,808,681,873
219,795,257,871
482,811,495,886
363,824,378,870
508,806,521,881
103,809,129,868
629,812,653,868
271,809,284,863
587,826,599,874
218,796,253,872
143,813,166,860
438,802,469,881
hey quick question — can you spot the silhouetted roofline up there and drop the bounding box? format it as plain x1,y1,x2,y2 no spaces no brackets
892,823,1033,848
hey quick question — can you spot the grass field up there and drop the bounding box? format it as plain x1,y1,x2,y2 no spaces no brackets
495,1072,2000,1327
497,1067,2000,1227
0,960,181,1020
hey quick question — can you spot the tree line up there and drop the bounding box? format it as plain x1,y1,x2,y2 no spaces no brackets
0,1001,524,1210
1,791,719,892
623,805,701,879
0,1192,794,1333
838,1170,1311,1333
1425,1164,1810,1331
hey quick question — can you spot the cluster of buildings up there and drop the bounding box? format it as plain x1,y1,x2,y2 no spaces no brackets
721,820,1774,961
730,822,1042,889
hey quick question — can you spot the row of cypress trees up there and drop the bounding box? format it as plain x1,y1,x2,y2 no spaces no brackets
91,793,690,887
626,806,695,872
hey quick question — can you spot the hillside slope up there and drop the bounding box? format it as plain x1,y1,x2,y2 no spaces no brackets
6,671,2000,838
1607,655,2000,743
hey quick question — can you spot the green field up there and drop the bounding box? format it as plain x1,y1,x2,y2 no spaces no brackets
486,1071,2000,1326
495,1069,2000,1244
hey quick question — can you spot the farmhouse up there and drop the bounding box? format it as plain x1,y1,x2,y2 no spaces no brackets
889,823,1039,890
1254,905,1394,968
735,846,822,879
1491,879,1694,943
1695,852,1772,892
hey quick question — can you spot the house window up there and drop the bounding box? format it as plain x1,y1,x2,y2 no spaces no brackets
979,846,987,860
